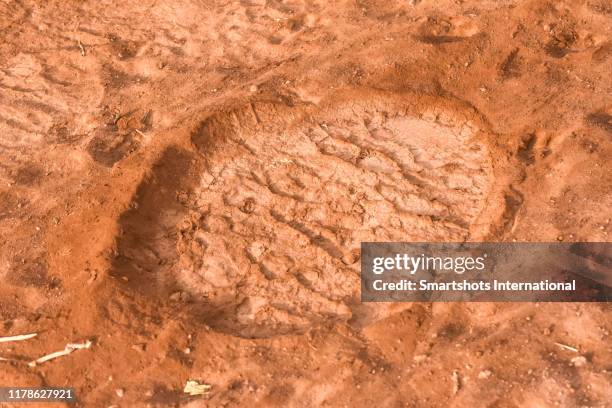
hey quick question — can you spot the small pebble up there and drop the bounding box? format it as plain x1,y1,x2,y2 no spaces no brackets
570,356,587,367
478,370,492,379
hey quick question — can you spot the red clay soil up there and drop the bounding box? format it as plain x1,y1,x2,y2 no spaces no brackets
0,0,610,407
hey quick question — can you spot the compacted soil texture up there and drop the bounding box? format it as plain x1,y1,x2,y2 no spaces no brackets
0,0,610,407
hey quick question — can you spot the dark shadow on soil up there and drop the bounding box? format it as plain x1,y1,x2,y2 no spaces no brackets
106,122,266,337
109,145,202,299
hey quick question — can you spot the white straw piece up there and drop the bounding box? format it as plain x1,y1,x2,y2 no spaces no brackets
28,340,92,367
0,333,38,343
555,342,579,353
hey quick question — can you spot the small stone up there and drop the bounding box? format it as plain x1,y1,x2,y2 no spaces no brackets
451,370,461,394
478,370,492,379
131,344,145,352
570,356,587,367
115,388,124,398
413,354,427,363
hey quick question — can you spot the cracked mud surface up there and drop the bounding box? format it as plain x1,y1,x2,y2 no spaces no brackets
181,96,491,336
0,0,611,407
113,94,494,339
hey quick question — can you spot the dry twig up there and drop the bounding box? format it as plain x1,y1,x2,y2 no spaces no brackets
28,340,92,367
0,333,37,343
555,342,579,352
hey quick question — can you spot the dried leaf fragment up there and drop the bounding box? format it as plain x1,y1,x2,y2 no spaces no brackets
183,380,212,396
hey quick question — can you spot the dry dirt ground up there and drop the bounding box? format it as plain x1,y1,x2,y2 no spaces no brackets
0,0,611,407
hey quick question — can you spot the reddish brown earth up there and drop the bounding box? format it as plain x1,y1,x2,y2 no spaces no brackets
0,0,611,407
